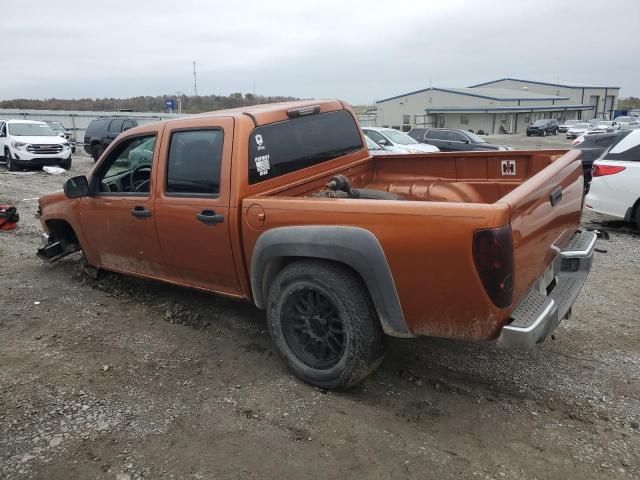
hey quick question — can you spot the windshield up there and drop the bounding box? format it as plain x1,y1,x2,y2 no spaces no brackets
533,120,548,126
8,123,57,136
615,117,629,123
464,131,486,143
381,129,417,145
597,121,613,126
564,120,579,125
47,121,65,131
573,123,590,129
365,136,382,150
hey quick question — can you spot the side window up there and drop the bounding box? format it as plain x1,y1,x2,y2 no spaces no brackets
429,130,448,141
109,119,124,134
95,134,156,194
449,131,466,142
123,120,135,131
365,130,387,144
166,129,223,196
0,122,5,136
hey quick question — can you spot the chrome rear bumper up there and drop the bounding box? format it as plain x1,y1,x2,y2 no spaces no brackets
497,230,597,349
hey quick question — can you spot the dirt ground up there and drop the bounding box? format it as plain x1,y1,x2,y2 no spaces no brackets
1,149,639,480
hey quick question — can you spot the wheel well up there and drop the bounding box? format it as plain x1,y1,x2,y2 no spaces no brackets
260,256,369,308
45,219,79,246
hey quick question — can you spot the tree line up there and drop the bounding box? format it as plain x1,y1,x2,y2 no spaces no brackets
0,93,301,113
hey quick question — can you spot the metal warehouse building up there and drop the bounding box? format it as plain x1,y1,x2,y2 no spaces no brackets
375,78,620,134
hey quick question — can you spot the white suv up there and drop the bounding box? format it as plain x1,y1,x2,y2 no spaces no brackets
585,129,640,227
0,119,72,171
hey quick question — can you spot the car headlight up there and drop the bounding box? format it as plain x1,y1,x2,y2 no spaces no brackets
11,141,27,151
62,142,70,148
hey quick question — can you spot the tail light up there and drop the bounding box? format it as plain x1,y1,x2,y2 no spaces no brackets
592,164,625,177
473,225,514,308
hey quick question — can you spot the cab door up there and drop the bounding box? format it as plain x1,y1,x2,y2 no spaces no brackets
153,117,241,296
79,131,165,277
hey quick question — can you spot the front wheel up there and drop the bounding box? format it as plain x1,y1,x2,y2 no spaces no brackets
266,260,387,390
542,129,547,137
5,149,17,171
60,158,72,169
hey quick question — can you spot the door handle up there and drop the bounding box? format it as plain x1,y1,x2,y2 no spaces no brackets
196,209,224,225
131,206,151,218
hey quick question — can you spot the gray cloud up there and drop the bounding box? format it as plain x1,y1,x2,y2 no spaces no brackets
2,0,639,104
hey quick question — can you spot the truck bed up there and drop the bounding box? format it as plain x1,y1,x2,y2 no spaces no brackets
241,149,584,341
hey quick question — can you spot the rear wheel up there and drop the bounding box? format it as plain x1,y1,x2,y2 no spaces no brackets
266,260,387,390
634,201,640,230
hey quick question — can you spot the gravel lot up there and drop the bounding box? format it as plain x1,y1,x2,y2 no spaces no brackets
1,146,639,480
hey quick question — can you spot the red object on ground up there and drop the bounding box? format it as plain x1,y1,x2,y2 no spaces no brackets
0,205,19,230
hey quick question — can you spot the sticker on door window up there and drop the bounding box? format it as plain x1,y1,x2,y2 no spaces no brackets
254,154,270,176
501,160,516,176
255,134,266,151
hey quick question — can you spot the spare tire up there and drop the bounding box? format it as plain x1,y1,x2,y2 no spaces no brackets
352,188,403,200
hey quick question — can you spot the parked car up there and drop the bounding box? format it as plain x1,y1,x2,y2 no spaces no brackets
408,128,511,151
566,123,595,139
526,119,559,136
585,129,640,227
127,136,156,168
42,120,76,153
559,119,581,133
37,100,595,390
593,120,619,132
570,130,621,191
84,117,139,161
613,116,638,128
362,127,439,153
364,135,409,156
0,119,72,171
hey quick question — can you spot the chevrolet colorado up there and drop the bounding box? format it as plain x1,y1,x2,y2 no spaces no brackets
36,100,596,389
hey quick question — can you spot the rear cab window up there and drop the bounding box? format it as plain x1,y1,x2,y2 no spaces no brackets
248,110,363,184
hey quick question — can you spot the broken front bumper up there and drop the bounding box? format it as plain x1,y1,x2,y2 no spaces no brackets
497,230,597,349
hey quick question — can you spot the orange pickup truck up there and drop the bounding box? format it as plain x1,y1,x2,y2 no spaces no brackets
37,100,596,389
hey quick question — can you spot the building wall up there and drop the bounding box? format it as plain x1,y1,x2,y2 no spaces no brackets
471,79,619,120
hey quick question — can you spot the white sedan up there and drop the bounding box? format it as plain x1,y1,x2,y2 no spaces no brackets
585,129,640,226
362,127,439,153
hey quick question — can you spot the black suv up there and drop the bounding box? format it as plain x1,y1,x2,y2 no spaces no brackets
526,119,559,137
84,117,138,161
408,128,509,151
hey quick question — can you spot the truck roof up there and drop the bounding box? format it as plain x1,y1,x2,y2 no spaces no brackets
189,99,345,126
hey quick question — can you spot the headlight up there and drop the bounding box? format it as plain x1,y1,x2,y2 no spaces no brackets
11,141,27,150
62,142,70,148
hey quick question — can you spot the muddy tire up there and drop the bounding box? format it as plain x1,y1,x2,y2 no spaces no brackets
266,260,387,390
60,158,72,170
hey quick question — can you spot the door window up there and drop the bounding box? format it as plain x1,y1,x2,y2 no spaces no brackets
166,129,224,196
448,131,467,142
123,120,136,131
364,130,388,145
109,119,124,134
93,134,156,194
426,130,448,141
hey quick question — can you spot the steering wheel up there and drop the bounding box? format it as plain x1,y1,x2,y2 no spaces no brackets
130,165,151,192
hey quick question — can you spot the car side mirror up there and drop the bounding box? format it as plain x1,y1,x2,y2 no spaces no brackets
377,138,388,146
64,175,89,199
461,139,470,144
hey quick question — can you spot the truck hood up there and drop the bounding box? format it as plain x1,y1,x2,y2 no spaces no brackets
11,135,67,145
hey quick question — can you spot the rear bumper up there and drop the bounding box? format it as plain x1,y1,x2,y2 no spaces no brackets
496,230,597,349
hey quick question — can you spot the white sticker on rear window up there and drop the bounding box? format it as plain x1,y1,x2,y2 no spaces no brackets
501,159,516,176
255,134,266,151
254,154,270,176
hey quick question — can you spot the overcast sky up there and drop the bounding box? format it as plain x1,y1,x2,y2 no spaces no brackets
2,0,639,104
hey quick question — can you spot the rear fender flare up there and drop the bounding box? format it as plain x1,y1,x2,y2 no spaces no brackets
250,226,413,337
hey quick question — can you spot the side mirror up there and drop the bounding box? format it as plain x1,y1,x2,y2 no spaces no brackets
461,139,470,144
377,138,388,146
64,175,89,199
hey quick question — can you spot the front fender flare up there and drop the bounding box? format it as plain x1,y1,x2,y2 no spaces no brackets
250,226,413,337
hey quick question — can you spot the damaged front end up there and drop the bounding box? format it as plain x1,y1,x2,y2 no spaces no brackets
37,219,80,262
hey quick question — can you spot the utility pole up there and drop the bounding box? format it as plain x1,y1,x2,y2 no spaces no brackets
193,61,198,113
176,90,182,115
